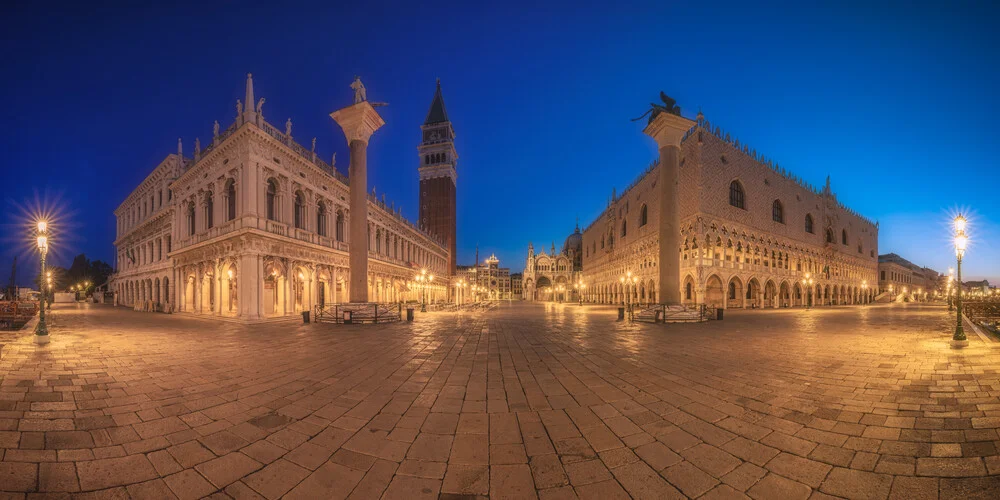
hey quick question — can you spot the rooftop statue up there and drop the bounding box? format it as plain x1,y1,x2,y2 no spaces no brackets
351,76,367,104
632,91,682,124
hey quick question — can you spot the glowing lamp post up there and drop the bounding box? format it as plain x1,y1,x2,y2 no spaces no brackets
801,273,814,309
415,269,433,312
35,221,50,344
574,279,586,306
953,214,968,344
619,271,639,320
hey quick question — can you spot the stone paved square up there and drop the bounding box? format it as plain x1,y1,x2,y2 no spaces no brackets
1,302,999,499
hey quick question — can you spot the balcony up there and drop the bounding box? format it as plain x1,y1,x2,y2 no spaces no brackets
266,220,288,236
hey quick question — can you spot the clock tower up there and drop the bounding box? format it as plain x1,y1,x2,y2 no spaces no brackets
418,80,458,276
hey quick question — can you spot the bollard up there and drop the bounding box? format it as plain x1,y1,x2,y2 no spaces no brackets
618,307,625,321
717,308,724,320
343,310,352,324
302,311,310,324
406,308,414,322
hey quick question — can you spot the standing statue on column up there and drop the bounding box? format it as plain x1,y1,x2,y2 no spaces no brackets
285,118,292,137
351,76,367,104
311,137,317,152
236,99,242,116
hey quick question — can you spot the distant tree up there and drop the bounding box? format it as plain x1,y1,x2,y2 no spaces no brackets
90,260,113,288
66,254,91,286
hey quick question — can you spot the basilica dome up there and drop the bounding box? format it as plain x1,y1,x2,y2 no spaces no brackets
563,227,582,254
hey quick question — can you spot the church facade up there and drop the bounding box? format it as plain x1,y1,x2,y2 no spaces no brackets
521,239,581,302
110,75,455,320
581,113,879,309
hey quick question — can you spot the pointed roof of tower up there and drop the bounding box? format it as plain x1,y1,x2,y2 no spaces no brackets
424,79,450,125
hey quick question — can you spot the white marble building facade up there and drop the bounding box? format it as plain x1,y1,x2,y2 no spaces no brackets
111,75,450,320
581,113,879,309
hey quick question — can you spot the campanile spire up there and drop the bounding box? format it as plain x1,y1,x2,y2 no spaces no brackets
418,80,458,276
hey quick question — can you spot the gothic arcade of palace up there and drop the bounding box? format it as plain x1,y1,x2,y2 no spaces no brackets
579,112,880,309
110,75,457,320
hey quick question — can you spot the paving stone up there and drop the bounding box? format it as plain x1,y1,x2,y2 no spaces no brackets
242,459,310,499
126,479,179,499
746,473,811,500
76,455,157,491
383,474,441,500
819,467,893,500
574,479,629,500
611,460,686,499
662,460,719,498
195,452,262,488
916,457,987,477
441,464,489,495
284,461,364,500
163,469,217,500
764,452,832,488
39,462,79,492
1,302,988,500
681,443,742,477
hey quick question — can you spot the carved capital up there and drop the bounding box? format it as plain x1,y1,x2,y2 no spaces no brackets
330,102,385,145
644,112,695,148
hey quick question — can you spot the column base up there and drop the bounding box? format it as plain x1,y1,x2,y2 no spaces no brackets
951,339,969,348
34,334,50,345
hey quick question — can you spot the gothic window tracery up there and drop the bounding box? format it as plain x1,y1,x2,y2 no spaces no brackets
729,180,746,209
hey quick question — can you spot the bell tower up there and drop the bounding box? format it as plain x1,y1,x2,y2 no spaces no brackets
418,79,458,276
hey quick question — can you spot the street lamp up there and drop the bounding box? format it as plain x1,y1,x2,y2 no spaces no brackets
953,214,968,344
619,271,639,320
35,220,50,344
574,279,586,306
801,273,814,309
415,269,433,312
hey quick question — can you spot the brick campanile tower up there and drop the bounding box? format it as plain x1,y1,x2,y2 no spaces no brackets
418,80,458,276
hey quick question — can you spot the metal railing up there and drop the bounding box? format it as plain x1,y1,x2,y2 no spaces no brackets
0,301,39,330
964,300,1000,335
314,303,401,324
635,303,720,323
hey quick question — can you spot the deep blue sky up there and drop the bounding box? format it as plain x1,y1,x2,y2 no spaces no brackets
2,1,998,286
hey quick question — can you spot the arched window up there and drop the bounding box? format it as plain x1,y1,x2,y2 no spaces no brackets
805,214,814,234
826,229,834,244
729,180,745,209
601,236,605,249
728,282,736,299
771,200,783,223
317,202,327,237
187,203,196,236
685,282,692,300
226,180,236,221
335,211,345,241
621,220,627,238
841,229,848,245
205,191,214,229
266,179,278,221
638,204,648,227
293,191,305,229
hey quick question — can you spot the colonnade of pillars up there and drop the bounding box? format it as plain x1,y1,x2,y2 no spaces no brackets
114,276,171,309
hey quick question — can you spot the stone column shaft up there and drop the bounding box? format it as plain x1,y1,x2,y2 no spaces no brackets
644,110,695,306
658,144,681,305
348,139,369,303
331,101,385,303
